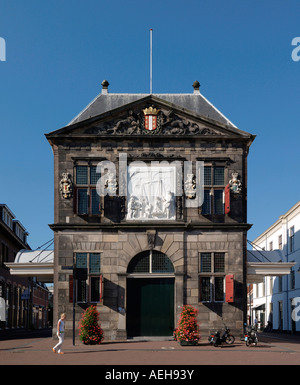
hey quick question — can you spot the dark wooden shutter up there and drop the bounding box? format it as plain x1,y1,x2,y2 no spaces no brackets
225,274,234,303
100,274,103,303
69,275,73,303
225,184,230,214
73,186,77,214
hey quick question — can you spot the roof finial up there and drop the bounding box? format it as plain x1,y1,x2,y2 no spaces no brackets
192,80,200,94
101,80,109,95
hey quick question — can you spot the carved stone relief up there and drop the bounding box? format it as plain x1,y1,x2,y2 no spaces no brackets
84,107,221,136
126,165,176,221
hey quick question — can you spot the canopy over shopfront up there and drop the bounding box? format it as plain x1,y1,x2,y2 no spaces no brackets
5,249,54,282
247,249,296,283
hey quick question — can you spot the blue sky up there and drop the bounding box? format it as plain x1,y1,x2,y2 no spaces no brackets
0,0,299,248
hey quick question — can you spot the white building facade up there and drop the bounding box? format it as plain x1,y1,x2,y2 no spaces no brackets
250,201,300,333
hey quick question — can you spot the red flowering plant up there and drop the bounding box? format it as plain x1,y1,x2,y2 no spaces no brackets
173,305,201,345
78,305,104,345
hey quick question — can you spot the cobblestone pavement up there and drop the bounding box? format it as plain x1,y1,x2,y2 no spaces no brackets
1,329,300,369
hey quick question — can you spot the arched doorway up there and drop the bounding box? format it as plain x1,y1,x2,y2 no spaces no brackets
126,250,175,337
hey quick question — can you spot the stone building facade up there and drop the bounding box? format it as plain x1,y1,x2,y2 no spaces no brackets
46,81,255,339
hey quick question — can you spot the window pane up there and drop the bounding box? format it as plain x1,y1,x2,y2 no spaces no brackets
214,167,224,185
90,277,100,302
214,190,224,214
78,189,89,215
152,252,174,273
89,253,101,274
77,280,87,302
204,167,211,185
76,253,87,268
76,280,86,302
200,277,211,302
127,251,150,273
290,269,295,290
91,189,101,215
90,166,100,185
200,253,211,272
214,253,225,272
76,166,88,184
214,277,224,301
202,190,211,214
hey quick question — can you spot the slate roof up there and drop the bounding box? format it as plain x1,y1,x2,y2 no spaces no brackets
67,92,237,129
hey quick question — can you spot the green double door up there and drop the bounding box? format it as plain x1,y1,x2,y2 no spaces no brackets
126,278,174,337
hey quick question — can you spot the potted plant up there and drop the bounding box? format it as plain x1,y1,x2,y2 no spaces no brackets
174,305,201,346
78,305,104,345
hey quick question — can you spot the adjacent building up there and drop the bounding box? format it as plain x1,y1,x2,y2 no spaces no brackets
46,81,255,339
0,204,52,330
0,204,30,329
250,201,300,333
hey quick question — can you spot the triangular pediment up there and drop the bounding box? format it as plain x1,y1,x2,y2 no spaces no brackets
46,95,254,140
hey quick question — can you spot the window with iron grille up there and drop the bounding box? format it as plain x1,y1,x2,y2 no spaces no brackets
202,166,225,215
199,252,225,302
75,165,101,216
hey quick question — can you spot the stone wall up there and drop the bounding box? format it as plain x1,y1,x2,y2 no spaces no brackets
53,228,246,339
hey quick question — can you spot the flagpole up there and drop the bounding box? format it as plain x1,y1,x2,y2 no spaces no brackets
150,28,153,94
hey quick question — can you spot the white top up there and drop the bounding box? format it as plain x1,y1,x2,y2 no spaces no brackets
58,319,65,333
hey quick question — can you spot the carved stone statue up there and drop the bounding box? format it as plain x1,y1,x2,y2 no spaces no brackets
126,196,141,219
110,110,140,134
104,171,118,196
185,174,196,199
162,191,175,219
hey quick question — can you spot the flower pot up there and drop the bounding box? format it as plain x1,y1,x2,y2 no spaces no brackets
179,340,199,346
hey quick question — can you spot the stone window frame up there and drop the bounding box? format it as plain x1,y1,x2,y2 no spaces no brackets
73,160,102,217
74,252,102,304
202,163,227,216
196,158,231,217
198,252,226,303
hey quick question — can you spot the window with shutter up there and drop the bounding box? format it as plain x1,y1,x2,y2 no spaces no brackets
199,253,226,302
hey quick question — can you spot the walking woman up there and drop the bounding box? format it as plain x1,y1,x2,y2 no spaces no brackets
52,313,66,354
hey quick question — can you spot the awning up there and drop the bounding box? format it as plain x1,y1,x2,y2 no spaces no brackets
252,303,265,310
247,249,296,284
5,249,54,282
